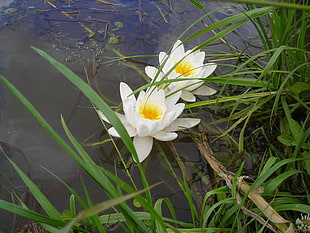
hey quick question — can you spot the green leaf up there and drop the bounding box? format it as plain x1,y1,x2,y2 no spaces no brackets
253,157,300,190
31,47,152,206
274,204,310,214
288,82,310,96
42,167,105,232
60,116,151,232
0,148,62,220
98,165,168,231
99,212,151,224
154,198,177,232
257,45,287,81
69,194,76,218
288,119,302,141
186,91,276,109
302,151,310,175
264,170,301,193
259,157,277,177
212,0,310,10
31,46,138,161
0,74,149,232
189,0,204,9
206,76,273,88
277,134,297,146
59,184,159,233
184,7,274,46
0,200,67,232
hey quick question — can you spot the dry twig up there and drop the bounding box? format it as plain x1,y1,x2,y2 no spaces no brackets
193,133,295,233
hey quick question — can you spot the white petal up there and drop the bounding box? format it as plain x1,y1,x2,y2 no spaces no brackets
120,82,137,127
107,127,120,137
184,81,203,91
193,51,205,64
182,49,193,61
126,126,137,137
171,40,185,61
201,63,217,78
120,82,135,103
180,91,196,102
184,51,195,63
146,87,166,102
165,88,182,108
123,100,137,127
133,136,153,162
108,124,137,137
159,51,168,64
115,112,129,124
145,66,158,80
136,122,151,137
161,103,185,128
137,88,166,115
136,120,161,137
192,85,217,96
172,40,183,53
136,89,146,101
164,118,201,131
135,89,167,136
167,69,181,80
99,109,137,138
172,103,185,119
153,131,178,141
97,111,134,133
97,110,110,123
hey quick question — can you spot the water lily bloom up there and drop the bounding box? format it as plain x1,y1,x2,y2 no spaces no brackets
145,40,217,102
98,82,201,162
296,214,310,233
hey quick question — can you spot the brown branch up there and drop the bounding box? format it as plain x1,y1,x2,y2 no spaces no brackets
193,133,295,233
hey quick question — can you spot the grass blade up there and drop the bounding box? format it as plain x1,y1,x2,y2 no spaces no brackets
0,200,67,232
59,184,159,233
31,46,137,161
31,47,152,203
0,148,62,220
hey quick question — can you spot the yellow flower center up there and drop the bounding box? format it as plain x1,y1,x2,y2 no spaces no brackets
139,102,163,120
175,60,196,77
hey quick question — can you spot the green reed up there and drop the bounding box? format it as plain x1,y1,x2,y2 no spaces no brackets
187,0,310,231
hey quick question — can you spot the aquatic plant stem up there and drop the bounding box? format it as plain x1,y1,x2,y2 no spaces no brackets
44,0,96,38
194,133,295,233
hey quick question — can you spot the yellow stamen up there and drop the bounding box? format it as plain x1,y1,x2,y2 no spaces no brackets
175,60,196,77
139,102,163,120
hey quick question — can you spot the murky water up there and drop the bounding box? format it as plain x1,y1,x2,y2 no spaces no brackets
0,0,261,231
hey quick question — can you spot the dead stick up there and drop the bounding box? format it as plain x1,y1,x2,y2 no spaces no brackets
194,134,294,233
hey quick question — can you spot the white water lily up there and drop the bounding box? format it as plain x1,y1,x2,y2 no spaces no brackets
98,82,201,162
145,40,217,102
296,214,310,233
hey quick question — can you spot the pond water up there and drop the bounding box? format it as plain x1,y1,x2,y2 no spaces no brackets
0,0,262,231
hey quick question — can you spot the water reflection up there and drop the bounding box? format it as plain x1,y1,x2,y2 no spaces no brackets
0,0,16,9
0,0,261,231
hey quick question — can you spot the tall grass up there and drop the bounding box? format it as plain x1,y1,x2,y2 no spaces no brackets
0,0,309,232
187,0,310,231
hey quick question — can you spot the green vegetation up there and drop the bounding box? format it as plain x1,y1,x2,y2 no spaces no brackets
0,0,309,232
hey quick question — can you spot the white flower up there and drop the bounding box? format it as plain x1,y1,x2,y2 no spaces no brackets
145,40,217,102
98,82,201,163
296,214,310,233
